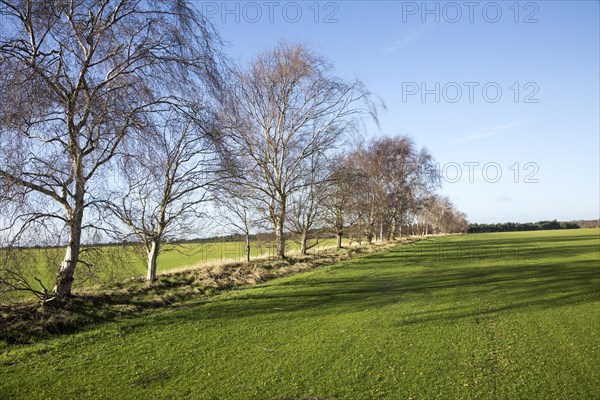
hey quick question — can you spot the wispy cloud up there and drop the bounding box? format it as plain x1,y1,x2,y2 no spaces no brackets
459,120,529,143
384,25,433,54
497,196,513,202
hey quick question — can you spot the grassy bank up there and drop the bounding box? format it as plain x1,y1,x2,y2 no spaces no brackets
1,238,347,300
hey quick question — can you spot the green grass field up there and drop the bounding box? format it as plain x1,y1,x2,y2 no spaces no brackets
1,229,599,399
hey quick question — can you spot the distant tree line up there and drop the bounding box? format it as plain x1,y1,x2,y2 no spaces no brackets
468,220,581,233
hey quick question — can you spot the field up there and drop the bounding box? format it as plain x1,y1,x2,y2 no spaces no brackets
3,238,343,297
1,229,599,399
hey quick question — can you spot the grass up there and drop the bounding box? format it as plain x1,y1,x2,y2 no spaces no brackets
1,229,599,399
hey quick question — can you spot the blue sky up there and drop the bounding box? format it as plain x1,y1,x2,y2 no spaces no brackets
200,0,600,223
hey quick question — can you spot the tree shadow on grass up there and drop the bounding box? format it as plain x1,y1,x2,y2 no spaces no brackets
151,254,599,330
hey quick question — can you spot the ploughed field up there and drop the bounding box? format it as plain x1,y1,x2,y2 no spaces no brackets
1,229,598,399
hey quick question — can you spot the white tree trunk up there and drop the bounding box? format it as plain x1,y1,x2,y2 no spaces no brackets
53,204,84,298
147,239,160,282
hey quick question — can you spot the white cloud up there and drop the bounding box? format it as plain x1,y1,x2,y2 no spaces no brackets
459,120,529,143
384,25,434,54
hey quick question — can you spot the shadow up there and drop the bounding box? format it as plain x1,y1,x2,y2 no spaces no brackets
147,250,599,329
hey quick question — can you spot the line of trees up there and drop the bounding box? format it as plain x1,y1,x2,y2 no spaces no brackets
318,137,468,247
468,220,580,233
0,0,466,303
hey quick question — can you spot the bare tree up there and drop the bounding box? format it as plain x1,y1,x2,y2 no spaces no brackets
221,43,378,258
0,0,224,297
342,136,439,242
348,145,382,243
419,195,468,234
288,148,328,255
322,155,360,249
382,140,438,240
106,106,222,282
213,176,263,264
